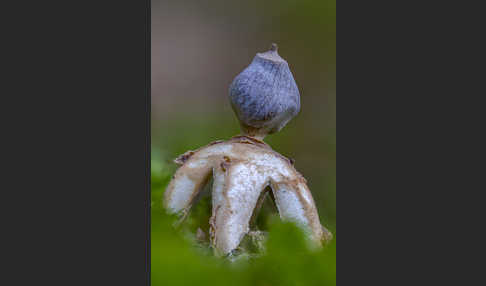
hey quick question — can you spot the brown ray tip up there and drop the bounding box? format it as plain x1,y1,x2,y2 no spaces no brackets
270,43,278,52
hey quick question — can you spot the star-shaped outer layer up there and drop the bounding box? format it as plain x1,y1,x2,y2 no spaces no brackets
164,136,332,256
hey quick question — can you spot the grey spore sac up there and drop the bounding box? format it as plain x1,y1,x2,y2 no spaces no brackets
229,43,301,139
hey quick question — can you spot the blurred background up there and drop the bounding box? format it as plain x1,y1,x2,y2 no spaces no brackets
151,0,335,284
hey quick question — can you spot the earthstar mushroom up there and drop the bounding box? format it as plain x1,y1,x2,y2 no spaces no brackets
163,44,332,256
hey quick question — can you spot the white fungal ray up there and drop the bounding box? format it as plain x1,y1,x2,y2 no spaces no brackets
211,162,268,255
163,136,331,255
164,154,213,215
271,180,324,243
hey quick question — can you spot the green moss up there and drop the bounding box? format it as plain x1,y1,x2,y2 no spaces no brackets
151,153,336,286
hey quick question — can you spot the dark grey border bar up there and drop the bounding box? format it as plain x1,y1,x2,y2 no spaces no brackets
2,0,151,284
